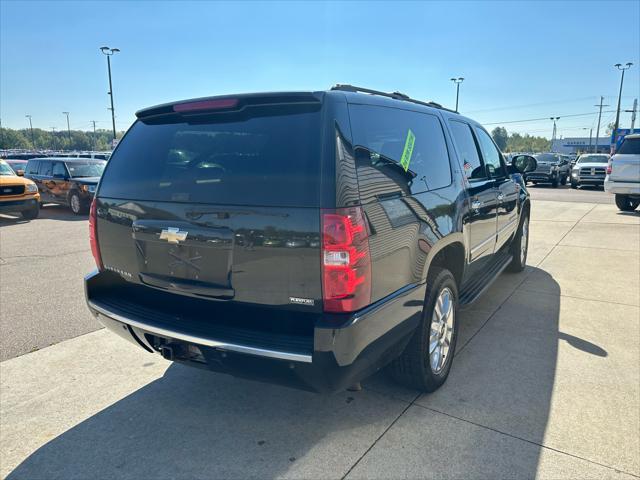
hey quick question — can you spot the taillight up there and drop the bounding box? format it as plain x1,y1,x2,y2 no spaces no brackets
89,199,103,270
606,159,612,175
321,207,371,313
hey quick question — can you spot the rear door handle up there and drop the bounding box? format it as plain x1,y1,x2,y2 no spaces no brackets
471,200,482,210
497,193,505,202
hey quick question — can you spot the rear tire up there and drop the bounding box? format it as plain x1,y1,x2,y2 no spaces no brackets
21,205,39,220
389,268,459,392
615,194,640,212
69,192,86,215
507,210,529,272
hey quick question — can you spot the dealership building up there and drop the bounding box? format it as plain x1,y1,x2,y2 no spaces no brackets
550,137,612,154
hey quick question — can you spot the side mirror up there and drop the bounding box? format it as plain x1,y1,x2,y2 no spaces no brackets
511,155,537,174
16,170,24,176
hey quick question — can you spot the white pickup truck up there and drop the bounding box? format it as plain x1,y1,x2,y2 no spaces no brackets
605,133,640,211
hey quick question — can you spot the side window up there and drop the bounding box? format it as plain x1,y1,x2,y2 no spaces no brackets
26,161,39,175
474,127,506,178
449,121,485,180
39,161,52,176
52,162,67,177
348,104,453,198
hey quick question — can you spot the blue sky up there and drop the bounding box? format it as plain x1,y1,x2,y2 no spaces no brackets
1,0,639,139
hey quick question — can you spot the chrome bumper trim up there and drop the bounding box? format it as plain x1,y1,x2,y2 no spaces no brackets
88,300,313,364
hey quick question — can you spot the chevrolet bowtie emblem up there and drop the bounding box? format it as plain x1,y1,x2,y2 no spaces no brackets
159,227,188,244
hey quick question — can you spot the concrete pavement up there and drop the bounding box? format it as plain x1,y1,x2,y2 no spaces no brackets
1,199,639,479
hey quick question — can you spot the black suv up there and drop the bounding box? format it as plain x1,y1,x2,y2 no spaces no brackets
24,158,106,214
84,86,536,393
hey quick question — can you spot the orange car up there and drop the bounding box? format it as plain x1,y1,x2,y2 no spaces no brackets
0,160,40,219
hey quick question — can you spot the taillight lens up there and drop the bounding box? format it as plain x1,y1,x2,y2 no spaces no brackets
606,159,612,175
89,199,103,270
321,207,371,313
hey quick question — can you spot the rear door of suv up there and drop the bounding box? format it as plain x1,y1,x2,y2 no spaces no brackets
473,126,518,251
447,120,498,272
95,94,327,312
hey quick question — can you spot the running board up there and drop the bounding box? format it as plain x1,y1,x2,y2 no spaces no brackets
459,252,513,305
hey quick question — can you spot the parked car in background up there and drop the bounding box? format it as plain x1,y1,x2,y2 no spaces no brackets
5,159,28,175
570,154,610,189
528,153,569,187
24,157,106,214
605,134,640,211
0,160,40,219
84,86,536,394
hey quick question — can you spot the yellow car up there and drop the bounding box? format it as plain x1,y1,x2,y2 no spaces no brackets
0,160,40,219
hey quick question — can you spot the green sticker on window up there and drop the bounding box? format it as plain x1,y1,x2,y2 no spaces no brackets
400,129,415,172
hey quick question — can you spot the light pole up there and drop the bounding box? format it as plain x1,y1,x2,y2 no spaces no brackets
594,96,609,154
450,77,464,112
62,112,71,148
100,46,120,142
25,114,35,149
549,117,560,151
612,63,633,145
582,127,593,153
50,127,57,151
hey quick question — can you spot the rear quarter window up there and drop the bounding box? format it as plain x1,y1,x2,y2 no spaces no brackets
99,106,322,207
26,160,39,175
348,104,452,201
618,137,640,155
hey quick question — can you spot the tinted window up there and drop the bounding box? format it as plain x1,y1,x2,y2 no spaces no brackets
449,121,485,180
66,162,105,177
26,160,39,175
618,137,640,155
535,153,560,163
52,162,67,177
99,106,321,207
39,161,52,176
578,155,609,163
349,104,452,195
475,127,506,177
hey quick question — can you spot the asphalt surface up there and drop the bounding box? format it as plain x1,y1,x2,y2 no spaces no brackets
0,205,97,361
527,182,614,204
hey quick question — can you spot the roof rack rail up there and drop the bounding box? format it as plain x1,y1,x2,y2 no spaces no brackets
330,84,456,113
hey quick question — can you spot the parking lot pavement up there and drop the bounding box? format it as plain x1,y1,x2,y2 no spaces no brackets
0,206,98,361
1,196,639,479
528,183,615,204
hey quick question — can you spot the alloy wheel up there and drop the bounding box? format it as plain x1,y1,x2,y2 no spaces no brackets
429,287,455,374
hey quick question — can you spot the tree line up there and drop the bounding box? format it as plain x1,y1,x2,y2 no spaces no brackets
490,127,551,153
1,124,550,154
0,127,125,151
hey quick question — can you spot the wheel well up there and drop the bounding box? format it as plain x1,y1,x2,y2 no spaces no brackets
429,243,465,287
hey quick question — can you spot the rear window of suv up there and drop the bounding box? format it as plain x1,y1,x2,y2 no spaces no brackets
98,106,321,207
618,137,640,155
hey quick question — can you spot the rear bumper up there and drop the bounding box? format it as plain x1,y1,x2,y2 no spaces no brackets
605,178,640,196
0,197,39,214
85,270,424,392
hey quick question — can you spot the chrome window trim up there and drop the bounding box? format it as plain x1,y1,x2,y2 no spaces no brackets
88,300,313,363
